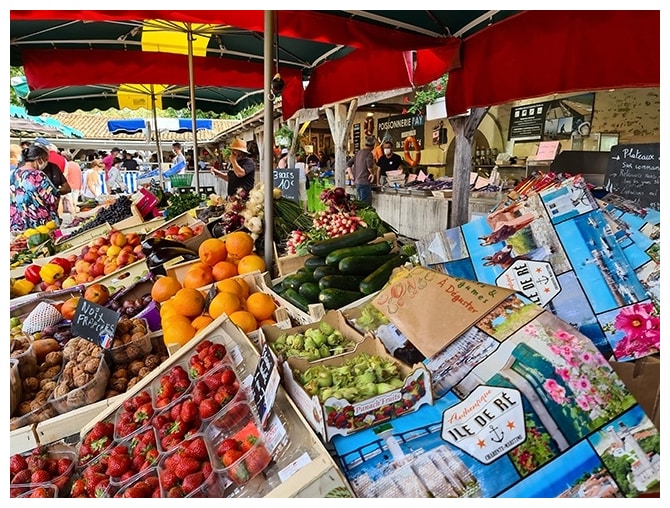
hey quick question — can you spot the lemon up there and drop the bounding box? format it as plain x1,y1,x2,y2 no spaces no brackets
36,225,50,235
24,228,38,238
45,220,57,231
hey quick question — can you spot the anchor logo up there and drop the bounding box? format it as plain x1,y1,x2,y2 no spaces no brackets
536,275,549,285
489,424,504,443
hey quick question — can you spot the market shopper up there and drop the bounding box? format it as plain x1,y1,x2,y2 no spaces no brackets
107,157,127,194
376,139,406,185
210,139,256,197
82,159,104,199
171,142,186,173
10,144,61,232
62,151,82,213
346,135,376,205
121,150,139,171
277,148,289,169
9,144,21,171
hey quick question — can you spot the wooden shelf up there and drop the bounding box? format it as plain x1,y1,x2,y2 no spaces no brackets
472,164,526,169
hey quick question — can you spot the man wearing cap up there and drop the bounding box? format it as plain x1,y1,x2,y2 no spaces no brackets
210,139,255,197
346,135,376,205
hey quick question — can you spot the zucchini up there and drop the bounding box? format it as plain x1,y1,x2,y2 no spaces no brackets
298,282,321,303
282,288,311,313
312,265,341,281
325,241,392,266
308,228,378,257
271,282,286,295
359,254,408,295
319,288,365,309
304,256,328,272
283,271,315,290
318,274,364,292
338,254,398,276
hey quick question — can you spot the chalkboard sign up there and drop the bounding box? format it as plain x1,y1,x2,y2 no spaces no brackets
353,123,361,151
273,167,300,203
604,143,660,210
251,344,280,428
71,298,120,347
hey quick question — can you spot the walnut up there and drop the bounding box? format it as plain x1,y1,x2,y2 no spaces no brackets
17,401,33,416
83,358,100,374
137,367,152,378
53,383,70,399
44,351,63,367
21,391,36,403
109,377,128,392
30,399,45,412
121,333,132,344
76,351,89,364
116,320,133,335
144,354,161,370
44,366,62,379
69,388,87,407
23,377,40,392
127,377,140,390
128,360,145,376
74,373,90,388
124,344,141,361
131,322,147,335
40,379,57,392
111,368,128,380
105,389,121,399
130,331,147,342
112,338,125,349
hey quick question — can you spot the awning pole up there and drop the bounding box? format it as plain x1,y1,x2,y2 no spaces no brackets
187,24,200,194
263,11,275,272
150,88,164,189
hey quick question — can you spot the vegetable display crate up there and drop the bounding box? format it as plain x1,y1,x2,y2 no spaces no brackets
145,211,211,252
54,223,112,252
272,242,313,278
15,315,354,497
169,173,193,188
117,216,167,236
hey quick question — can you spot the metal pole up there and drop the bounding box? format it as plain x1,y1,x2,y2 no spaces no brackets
263,11,275,272
150,87,164,190
187,24,200,194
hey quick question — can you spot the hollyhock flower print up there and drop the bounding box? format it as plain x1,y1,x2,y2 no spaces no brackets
543,378,567,404
614,303,653,337
607,301,660,360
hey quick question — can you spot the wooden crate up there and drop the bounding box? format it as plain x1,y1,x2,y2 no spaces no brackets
145,211,211,251
118,216,166,235
54,223,112,252
111,204,144,229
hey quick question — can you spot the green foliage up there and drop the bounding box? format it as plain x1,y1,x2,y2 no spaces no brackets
407,74,448,115
10,66,24,107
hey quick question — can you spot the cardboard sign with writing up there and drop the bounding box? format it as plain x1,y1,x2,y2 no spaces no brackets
372,266,514,358
251,344,280,428
71,298,120,347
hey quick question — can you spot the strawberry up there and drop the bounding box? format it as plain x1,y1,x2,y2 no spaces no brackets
221,448,244,468
85,473,109,497
190,386,208,406
88,421,115,441
239,434,258,453
133,402,154,424
169,365,189,383
184,437,209,461
174,378,191,394
111,444,129,456
170,401,183,421
107,453,132,478
180,399,198,423
203,373,222,392
215,438,239,457
173,456,201,480
159,467,179,490
195,340,212,353
70,478,87,497
181,471,205,494
167,485,185,498
161,434,183,452
208,343,227,359
57,456,73,475
220,367,236,386
11,469,32,484
9,453,28,475
245,445,271,476
30,469,52,483
189,362,206,379
29,487,50,498
214,384,238,405
157,379,175,400
44,457,59,475
94,479,110,498
229,460,250,484
198,398,220,419
121,482,152,498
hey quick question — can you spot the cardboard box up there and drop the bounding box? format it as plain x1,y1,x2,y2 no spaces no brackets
146,211,211,252
258,309,365,364
281,334,433,441
610,356,660,430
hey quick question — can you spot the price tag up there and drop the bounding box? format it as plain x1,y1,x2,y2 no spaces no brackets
251,344,280,429
273,167,300,203
71,298,120,347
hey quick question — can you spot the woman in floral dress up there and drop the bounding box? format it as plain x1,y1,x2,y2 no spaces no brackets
10,144,60,233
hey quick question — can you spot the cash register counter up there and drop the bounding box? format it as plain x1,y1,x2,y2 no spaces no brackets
365,187,499,240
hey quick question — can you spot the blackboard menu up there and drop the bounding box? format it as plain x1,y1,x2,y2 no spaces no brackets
353,123,361,151
71,298,120,347
604,143,660,210
508,103,545,140
251,344,280,428
273,167,300,203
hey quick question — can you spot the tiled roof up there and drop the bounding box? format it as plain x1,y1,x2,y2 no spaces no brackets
48,111,239,143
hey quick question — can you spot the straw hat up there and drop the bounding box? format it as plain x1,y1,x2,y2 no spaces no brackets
229,138,249,154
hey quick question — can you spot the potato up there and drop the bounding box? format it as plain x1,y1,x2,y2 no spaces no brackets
32,338,60,363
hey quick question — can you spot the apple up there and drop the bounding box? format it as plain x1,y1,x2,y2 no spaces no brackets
117,251,136,266
61,276,77,289
166,225,180,236
103,262,119,275
178,226,194,239
133,245,144,255
74,260,91,273
85,283,111,305
110,231,127,247
83,250,98,263
90,262,105,278
126,232,141,247
94,237,107,248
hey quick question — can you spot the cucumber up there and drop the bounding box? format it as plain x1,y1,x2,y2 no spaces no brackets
312,265,341,281
308,228,378,257
318,288,365,309
359,254,408,295
303,256,328,272
325,241,392,266
298,282,321,303
283,271,315,290
271,282,286,295
282,288,311,313
338,254,399,276
318,274,364,292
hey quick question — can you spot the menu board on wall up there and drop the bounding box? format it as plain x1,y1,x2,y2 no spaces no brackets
352,123,361,152
508,103,545,140
604,143,660,210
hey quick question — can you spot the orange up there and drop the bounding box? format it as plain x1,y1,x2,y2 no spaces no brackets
237,254,266,275
163,319,197,348
216,278,245,299
160,300,179,319
191,315,214,331
235,277,251,299
183,265,214,289
229,310,258,334
161,313,193,328
245,292,276,321
225,231,255,261
151,276,182,303
172,288,206,318
198,238,228,267
208,291,242,319
189,261,214,274
259,318,277,327
212,260,238,281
